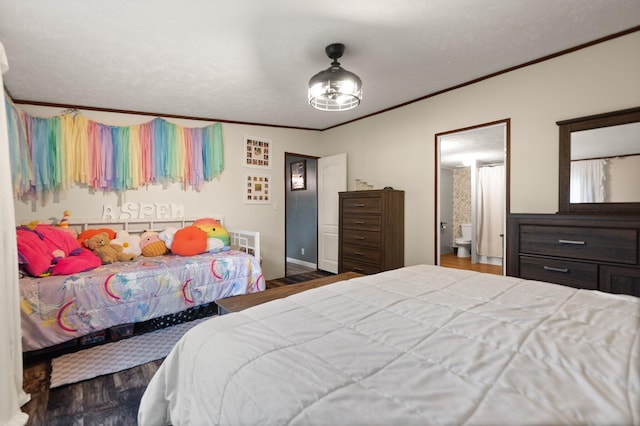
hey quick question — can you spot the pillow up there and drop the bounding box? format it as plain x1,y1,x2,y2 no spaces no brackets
171,226,207,256
158,226,178,250
140,231,169,257
111,230,142,257
77,228,116,246
193,218,230,248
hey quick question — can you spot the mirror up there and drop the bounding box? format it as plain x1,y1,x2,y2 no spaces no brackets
558,107,640,214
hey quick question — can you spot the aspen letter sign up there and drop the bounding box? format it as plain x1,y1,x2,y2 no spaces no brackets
101,203,185,220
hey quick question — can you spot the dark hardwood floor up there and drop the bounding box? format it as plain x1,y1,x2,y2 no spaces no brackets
268,268,334,288
23,356,163,426
21,269,334,425
286,261,316,276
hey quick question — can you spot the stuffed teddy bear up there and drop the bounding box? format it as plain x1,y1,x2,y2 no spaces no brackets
84,232,135,264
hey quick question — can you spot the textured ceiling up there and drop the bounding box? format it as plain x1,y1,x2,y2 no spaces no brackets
439,124,506,169
1,0,639,130
572,122,640,160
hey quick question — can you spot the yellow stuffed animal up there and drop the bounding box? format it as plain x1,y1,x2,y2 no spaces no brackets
84,232,135,264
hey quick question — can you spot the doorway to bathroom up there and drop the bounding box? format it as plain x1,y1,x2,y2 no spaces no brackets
435,119,510,275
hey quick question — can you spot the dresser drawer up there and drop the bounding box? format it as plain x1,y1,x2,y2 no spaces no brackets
342,229,381,248
342,196,382,214
341,258,381,275
600,266,640,297
342,214,381,231
342,244,381,264
519,256,598,290
520,225,637,264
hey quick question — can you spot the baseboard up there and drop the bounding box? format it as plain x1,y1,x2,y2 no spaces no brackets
286,257,317,269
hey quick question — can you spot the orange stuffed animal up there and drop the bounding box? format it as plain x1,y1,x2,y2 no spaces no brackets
171,226,207,256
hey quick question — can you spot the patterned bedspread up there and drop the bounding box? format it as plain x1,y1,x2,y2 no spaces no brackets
20,250,264,352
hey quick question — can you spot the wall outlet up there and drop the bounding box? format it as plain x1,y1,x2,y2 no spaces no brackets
301,248,305,255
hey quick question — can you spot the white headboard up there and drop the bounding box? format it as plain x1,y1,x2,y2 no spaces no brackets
227,229,261,262
69,217,261,262
71,217,221,234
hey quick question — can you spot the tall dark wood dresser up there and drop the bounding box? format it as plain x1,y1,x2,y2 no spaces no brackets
338,189,404,275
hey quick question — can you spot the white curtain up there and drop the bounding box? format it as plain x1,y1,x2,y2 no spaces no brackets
0,42,30,426
477,165,504,258
570,159,606,203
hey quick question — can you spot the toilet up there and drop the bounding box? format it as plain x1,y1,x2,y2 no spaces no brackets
454,223,472,258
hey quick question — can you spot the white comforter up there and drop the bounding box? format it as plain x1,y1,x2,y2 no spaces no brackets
139,265,640,425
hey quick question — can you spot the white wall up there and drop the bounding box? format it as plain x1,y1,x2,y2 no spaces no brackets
606,155,640,202
319,32,640,268
13,33,640,277
12,106,322,279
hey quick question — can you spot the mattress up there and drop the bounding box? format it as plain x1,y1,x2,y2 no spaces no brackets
20,250,264,352
138,264,640,426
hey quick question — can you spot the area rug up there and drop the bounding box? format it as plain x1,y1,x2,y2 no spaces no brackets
50,317,210,388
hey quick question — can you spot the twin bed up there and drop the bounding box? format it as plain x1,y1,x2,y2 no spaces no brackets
19,218,264,353
138,264,640,425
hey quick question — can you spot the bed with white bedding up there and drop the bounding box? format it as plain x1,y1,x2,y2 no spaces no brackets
138,264,640,426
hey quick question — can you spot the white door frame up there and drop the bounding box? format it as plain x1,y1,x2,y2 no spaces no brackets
435,119,510,272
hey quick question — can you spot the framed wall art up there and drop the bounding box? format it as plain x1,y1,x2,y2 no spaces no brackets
290,160,306,191
244,174,271,204
244,136,271,169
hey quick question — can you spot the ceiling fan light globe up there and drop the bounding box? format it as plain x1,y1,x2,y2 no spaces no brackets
308,44,362,112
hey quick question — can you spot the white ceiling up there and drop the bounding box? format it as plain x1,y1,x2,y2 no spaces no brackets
1,0,639,131
439,123,506,169
572,122,640,160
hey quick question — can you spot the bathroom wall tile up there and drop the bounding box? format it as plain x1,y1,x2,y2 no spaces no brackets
453,167,471,239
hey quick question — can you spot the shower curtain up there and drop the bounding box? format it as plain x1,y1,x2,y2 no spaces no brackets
477,165,504,258
0,42,30,426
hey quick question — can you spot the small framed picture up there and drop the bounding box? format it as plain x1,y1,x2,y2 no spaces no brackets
244,136,271,169
290,160,306,191
245,174,271,204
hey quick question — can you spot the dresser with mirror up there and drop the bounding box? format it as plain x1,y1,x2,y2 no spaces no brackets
507,107,640,296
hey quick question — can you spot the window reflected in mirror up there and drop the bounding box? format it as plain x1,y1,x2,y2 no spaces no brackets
570,122,640,203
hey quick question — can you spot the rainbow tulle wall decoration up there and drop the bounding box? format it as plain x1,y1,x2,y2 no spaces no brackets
5,98,224,198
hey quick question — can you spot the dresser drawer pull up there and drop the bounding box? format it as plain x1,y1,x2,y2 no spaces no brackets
558,239,585,245
543,266,569,273
353,236,366,240
353,220,366,224
353,203,366,207
354,251,365,256
353,267,365,272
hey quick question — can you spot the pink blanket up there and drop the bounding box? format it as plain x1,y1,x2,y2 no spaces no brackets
17,225,101,276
